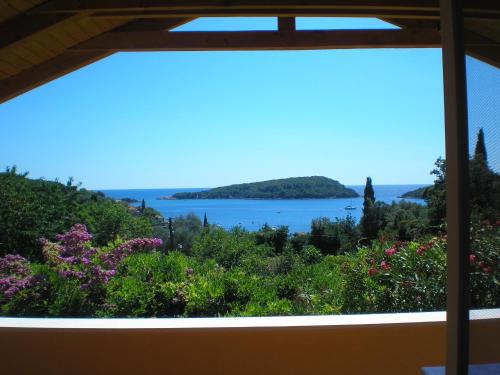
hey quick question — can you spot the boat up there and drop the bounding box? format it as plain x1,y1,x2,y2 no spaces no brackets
345,201,356,210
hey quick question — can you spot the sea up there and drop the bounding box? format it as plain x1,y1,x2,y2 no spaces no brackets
99,185,427,233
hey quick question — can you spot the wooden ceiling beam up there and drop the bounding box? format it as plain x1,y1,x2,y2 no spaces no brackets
382,18,500,68
0,13,79,50
71,29,442,52
89,9,442,20
31,0,500,17
0,18,192,104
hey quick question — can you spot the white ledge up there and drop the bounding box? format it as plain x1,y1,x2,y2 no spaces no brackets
0,309,498,330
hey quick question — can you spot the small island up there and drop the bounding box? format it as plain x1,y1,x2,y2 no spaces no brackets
399,186,430,199
163,176,359,200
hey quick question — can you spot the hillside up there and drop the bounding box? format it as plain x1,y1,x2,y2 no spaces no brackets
400,186,430,199
0,170,154,260
170,176,359,199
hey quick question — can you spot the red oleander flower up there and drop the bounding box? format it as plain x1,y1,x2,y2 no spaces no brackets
380,260,390,271
368,267,378,276
384,247,397,257
469,254,476,265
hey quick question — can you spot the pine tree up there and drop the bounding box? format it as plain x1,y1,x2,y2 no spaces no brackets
474,128,487,164
203,212,208,228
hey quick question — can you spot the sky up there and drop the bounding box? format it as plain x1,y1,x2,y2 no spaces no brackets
0,17,449,189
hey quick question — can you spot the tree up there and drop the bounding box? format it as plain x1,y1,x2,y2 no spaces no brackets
203,212,208,228
469,129,500,221
364,177,375,204
474,128,487,164
360,177,378,240
425,157,447,229
141,199,146,213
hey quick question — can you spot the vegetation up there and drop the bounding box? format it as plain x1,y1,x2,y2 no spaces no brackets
171,176,359,199
400,186,430,199
0,168,155,261
0,129,498,317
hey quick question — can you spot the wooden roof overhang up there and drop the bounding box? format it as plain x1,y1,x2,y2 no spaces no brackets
0,0,498,104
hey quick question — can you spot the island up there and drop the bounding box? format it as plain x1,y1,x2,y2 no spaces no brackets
399,186,431,199
163,176,359,200
118,197,139,203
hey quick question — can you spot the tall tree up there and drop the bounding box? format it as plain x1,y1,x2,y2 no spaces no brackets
360,177,378,240
203,212,208,228
141,199,146,212
364,177,375,204
474,128,487,164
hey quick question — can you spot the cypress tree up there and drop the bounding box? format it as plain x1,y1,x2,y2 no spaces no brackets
364,177,375,204
361,177,377,240
141,199,146,212
474,128,487,164
203,212,208,228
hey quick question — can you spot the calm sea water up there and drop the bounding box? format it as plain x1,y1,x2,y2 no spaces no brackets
99,185,426,233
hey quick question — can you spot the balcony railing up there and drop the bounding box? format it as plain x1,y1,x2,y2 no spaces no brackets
1,309,499,375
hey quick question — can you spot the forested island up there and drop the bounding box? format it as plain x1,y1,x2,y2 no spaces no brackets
165,176,359,200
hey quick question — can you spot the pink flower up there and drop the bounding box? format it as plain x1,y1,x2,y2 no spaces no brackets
469,254,476,266
368,268,378,277
483,266,492,274
416,244,430,255
384,247,397,257
380,261,390,271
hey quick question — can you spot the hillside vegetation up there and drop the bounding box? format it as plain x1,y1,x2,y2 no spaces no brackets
171,176,359,199
400,186,430,199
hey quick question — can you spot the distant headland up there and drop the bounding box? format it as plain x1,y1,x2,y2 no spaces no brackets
158,176,359,200
399,186,430,199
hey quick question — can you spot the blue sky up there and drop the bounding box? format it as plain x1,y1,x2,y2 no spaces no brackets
0,17,448,189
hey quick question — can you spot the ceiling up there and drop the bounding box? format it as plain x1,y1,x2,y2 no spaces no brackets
0,0,498,103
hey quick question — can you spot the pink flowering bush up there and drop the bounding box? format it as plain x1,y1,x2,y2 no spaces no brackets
469,220,499,308
40,224,161,293
341,237,447,313
1,224,162,316
0,254,35,301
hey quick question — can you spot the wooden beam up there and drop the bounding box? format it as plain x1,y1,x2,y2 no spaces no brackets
0,13,79,50
466,45,500,69
0,18,192,104
382,18,500,67
72,29,442,52
440,0,470,373
278,17,296,32
31,1,500,18
89,9,442,20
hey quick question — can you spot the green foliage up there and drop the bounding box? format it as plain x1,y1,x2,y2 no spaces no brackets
103,252,191,317
192,226,261,268
340,238,447,313
400,186,430,199
255,224,289,254
0,172,154,260
379,201,429,241
474,128,487,163
360,177,383,240
2,221,498,317
310,216,359,255
172,176,359,199
469,220,500,308
425,157,447,229
171,213,203,255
